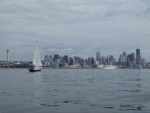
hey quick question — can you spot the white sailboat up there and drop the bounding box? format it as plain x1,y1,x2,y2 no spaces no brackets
28,43,42,72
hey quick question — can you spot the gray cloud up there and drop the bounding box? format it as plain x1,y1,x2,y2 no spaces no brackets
0,0,150,61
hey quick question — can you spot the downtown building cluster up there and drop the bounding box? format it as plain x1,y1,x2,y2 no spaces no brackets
118,49,146,68
43,49,150,69
0,49,150,69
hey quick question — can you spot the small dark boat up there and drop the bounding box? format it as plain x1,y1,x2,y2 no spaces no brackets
28,65,42,72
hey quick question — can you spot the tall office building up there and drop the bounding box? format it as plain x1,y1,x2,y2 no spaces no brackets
141,58,146,68
63,55,68,63
44,55,50,66
127,53,135,67
106,55,113,65
69,57,73,65
54,54,59,61
127,53,135,66
136,49,140,56
136,49,141,65
120,52,127,66
79,58,84,65
44,55,49,62
106,56,110,65
49,55,53,61
87,57,95,66
130,53,135,63
96,52,100,61
59,56,63,63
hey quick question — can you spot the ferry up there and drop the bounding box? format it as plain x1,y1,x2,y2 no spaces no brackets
103,65,117,69
97,64,117,69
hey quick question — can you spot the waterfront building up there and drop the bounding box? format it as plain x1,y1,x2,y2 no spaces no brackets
120,52,127,66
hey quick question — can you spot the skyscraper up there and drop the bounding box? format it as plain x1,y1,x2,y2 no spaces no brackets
120,52,127,66
44,55,49,62
69,57,73,65
44,55,50,66
128,53,135,62
106,55,113,65
127,53,135,67
63,55,68,63
96,52,100,61
49,55,53,61
136,49,140,56
54,54,59,61
136,49,141,65
87,57,95,66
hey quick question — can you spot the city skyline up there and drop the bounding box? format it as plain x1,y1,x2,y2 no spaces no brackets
41,48,148,69
0,48,148,62
0,48,149,69
1,0,150,61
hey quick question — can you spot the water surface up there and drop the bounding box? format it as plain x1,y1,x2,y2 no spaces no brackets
0,69,150,113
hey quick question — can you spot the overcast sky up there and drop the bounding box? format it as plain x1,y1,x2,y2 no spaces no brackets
0,0,150,61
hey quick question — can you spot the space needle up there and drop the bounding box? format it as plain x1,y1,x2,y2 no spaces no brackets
6,50,9,63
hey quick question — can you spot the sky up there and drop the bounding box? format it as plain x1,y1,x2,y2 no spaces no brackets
0,0,150,61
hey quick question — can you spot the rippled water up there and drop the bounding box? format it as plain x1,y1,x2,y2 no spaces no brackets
0,69,150,113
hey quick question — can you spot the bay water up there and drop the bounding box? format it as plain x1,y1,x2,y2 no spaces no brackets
0,69,150,113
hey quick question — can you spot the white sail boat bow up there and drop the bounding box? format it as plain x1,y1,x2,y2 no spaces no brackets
28,43,42,72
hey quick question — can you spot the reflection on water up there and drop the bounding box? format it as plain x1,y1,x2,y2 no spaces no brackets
0,69,150,113
32,72,42,106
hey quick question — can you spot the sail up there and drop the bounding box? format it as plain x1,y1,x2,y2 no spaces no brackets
33,43,42,66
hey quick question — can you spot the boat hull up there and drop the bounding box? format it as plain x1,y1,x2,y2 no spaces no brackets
28,68,41,72
28,66,42,72
97,65,117,69
97,65,104,69
103,65,117,69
